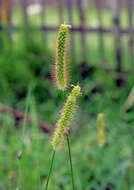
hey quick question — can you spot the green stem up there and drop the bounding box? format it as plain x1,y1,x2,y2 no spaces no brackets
16,85,32,190
67,135,75,190
45,150,56,190
17,159,21,190
22,84,33,151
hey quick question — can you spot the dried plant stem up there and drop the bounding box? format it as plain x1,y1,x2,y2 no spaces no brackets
45,150,56,190
0,103,51,134
67,135,75,190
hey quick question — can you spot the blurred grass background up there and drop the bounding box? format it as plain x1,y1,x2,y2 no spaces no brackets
0,3,134,190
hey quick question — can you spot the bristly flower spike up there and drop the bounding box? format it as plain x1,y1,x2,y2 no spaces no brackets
97,113,106,147
52,85,81,150
52,24,72,90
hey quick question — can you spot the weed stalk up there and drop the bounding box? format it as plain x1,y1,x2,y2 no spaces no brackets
67,135,75,190
45,150,56,190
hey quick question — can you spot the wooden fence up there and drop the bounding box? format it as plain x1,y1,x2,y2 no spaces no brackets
0,0,134,74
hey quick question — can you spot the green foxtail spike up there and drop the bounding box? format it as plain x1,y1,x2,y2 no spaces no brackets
52,85,81,149
53,24,71,90
97,113,106,147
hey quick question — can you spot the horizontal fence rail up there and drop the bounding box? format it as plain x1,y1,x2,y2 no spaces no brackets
2,25,134,34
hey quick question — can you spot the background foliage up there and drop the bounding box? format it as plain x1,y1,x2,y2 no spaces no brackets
0,4,134,190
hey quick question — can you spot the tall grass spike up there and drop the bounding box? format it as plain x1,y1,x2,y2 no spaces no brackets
52,85,81,149
97,113,106,147
53,24,71,90
122,86,134,112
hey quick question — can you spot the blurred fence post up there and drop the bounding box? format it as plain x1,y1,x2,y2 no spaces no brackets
95,0,106,67
7,0,13,43
126,0,134,66
109,0,122,72
57,0,64,24
40,0,48,43
20,0,29,41
0,0,10,23
0,0,12,43
77,0,87,64
66,0,75,61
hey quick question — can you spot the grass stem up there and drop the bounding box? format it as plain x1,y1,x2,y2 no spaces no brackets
16,85,32,190
45,150,56,190
67,135,75,190
16,159,21,190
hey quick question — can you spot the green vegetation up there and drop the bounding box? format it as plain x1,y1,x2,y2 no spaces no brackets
0,7,134,190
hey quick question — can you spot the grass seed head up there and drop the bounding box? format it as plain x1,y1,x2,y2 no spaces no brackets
97,113,106,147
52,85,81,149
52,24,71,90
